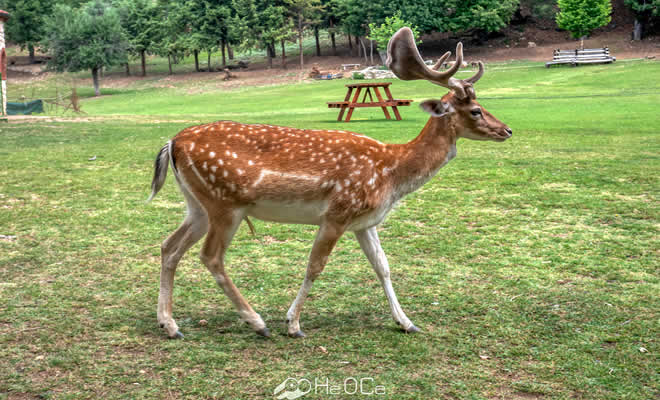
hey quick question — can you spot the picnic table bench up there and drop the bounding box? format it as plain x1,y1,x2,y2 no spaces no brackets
327,82,413,122
546,48,616,67
341,63,361,71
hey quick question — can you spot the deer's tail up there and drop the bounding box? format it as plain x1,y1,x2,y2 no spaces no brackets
147,141,172,202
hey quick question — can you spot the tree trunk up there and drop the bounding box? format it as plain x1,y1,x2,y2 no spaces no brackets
91,67,100,96
330,32,337,56
28,44,35,64
141,50,147,76
359,37,368,64
281,39,287,69
125,63,130,76
267,44,273,69
298,15,304,70
227,42,234,60
221,39,227,67
369,39,374,65
314,26,321,56
208,51,212,72
194,50,199,72
633,18,642,41
348,33,353,53
167,54,173,75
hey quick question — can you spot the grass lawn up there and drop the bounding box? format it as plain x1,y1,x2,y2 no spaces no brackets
0,60,658,399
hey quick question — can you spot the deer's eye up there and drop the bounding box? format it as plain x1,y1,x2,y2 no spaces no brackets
471,109,482,117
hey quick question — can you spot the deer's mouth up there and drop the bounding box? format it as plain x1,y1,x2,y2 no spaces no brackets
494,128,512,141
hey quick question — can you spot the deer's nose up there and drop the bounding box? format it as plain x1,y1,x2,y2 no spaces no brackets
505,128,513,136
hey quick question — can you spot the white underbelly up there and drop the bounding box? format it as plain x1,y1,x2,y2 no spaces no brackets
346,201,397,231
246,199,329,225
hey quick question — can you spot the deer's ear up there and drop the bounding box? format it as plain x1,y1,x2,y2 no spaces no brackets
420,100,455,118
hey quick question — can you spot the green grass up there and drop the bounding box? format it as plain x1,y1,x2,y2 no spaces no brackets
1,59,658,399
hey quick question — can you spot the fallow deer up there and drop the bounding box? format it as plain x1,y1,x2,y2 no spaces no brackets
148,27,511,339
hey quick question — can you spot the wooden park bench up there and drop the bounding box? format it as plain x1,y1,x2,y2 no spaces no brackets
546,48,616,67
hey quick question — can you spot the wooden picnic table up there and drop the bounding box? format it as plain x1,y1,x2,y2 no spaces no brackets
327,82,413,122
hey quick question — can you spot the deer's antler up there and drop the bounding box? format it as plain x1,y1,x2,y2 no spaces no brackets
386,27,484,99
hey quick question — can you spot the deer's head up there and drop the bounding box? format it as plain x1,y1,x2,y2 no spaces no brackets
387,27,512,142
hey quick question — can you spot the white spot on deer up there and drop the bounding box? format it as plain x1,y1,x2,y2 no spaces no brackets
252,169,320,187
223,170,228,178
248,160,254,166
209,175,216,183
225,150,231,156
189,143,195,151
202,162,208,171
237,169,244,175
335,183,343,192
218,159,224,166
210,166,217,173
232,152,237,159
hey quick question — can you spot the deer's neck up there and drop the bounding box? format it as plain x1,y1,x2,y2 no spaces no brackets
390,116,457,198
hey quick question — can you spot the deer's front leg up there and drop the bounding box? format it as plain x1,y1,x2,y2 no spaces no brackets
286,221,345,337
355,227,419,333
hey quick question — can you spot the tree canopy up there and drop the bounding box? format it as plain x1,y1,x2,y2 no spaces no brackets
0,0,54,63
556,0,612,39
42,0,128,95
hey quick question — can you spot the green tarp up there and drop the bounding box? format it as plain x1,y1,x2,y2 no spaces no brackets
7,100,44,115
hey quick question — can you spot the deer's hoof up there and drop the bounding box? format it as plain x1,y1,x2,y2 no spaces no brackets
256,327,271,338
404,325,420,334
169,330,185,339
288,330,306,338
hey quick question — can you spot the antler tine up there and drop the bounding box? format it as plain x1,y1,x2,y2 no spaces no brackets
431,51,452,71
464,61,484,84
442,42,463,78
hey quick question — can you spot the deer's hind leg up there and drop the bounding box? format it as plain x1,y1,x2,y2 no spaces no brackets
200,206,270,337
158,189,208,339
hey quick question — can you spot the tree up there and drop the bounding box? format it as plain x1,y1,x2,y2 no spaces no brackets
320,0,342,56
193,0,233,70
42,0,128,96
625,0,660,40
368,12,420,49
0,0,54,63
115,0,162,76
233,0,291,69
284,0,324,69
556,0,612,45
151,0,190,74
368,12,420,64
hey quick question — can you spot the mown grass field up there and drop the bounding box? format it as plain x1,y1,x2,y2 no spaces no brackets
1,60,658,399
